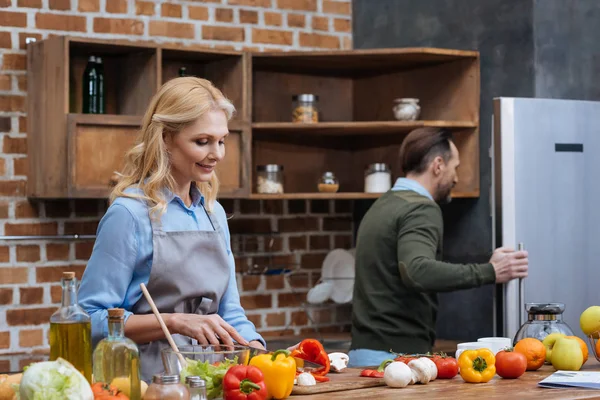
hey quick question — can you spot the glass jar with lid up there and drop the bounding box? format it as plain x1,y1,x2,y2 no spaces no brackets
292,94,319,123
364,163,392,193
513,303,575,345
185,376,207,400
143,375,190,400
256,165,284,194
318,172,339,193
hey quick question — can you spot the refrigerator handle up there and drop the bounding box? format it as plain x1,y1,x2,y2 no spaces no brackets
518,242,525,325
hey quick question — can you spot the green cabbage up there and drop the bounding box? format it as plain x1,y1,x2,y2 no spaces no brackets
180,357,238,400
19,358,93,400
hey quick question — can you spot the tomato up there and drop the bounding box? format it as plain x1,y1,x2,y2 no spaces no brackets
432,357,458,379
496,349,527,379
394,356,417,364
92,382,129,400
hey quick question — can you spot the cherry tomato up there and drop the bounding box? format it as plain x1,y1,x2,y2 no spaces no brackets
496,349,527,379
432,356,458,379
394,356,417,364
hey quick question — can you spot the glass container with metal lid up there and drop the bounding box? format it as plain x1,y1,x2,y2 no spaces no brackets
256,164,284,194
292,94,319,123
364,163,392,193
513,303,575,345
144,375,190,400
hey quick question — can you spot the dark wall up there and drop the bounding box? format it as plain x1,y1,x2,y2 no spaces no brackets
352,0,535,340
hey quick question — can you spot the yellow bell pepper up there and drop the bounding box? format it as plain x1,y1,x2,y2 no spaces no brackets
458,348,496,383
249,349,296,399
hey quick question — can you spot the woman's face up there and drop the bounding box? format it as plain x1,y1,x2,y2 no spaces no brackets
165,109,229,184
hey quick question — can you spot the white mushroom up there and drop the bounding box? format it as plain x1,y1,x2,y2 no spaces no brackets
419,357,437,381
328,352,349,372
383,361,412,388
296,372,316,386
408,358,431,384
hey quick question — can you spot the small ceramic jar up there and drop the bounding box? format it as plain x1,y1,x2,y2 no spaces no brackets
318,172,339,193
393,98,421,121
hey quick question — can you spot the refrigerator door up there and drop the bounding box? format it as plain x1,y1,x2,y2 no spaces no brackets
492,97,600,341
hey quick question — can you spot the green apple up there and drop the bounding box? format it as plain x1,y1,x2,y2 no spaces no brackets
542,333,566,363
551,337,584,371
580,305,600,339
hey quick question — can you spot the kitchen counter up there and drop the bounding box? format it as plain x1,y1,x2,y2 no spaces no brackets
294,359,600,399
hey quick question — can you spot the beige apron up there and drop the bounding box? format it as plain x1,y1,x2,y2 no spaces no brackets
131,204,231,382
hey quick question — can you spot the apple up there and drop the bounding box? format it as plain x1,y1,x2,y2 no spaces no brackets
542,333,566,363
551,337,584,371
580,306,600,339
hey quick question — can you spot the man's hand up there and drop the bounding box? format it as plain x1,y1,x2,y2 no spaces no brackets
489,246,529,283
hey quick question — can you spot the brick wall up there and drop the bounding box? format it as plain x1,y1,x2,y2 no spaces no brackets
0,0,353,355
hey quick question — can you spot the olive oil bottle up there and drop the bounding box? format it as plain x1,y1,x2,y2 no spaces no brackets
93,308,141,400
49,272,93,384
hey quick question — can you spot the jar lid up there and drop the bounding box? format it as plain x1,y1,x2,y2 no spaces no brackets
153,374,180,384
526,303,565,315
322,171,335,178
185,376,206,388
292,94,318,102
108,308,124,318
62,272,75,280
365,163,390,175
256,164,283,172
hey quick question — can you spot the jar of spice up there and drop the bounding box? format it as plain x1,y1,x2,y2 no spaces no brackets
364,163,392,193
143,375,190,400
292,94,319,123
256,165,284,194
318,172,339,193
185,376,207,400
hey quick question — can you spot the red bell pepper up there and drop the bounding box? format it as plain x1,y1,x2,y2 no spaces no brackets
359,359,393,378
223,365,268,400
290,339,330,377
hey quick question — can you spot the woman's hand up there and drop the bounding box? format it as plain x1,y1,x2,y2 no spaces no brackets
168,313,249,347
248,340,265,350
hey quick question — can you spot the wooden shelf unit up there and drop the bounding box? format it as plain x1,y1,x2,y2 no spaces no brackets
27,38,481,199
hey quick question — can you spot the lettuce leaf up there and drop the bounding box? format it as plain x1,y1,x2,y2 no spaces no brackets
180,357,238,400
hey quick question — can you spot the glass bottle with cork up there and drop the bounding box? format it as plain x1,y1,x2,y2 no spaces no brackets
96,57,105,114
49,271,93,383
82,56,99,114
93,308,141,400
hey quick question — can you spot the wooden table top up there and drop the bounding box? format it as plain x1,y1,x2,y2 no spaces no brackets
295,359,600,399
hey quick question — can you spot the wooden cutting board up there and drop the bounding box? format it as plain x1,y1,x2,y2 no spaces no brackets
291,368,385,395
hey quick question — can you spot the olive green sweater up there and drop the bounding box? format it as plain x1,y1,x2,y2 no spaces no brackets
350,190,496,354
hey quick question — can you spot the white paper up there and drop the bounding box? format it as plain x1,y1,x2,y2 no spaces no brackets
538,371,600,390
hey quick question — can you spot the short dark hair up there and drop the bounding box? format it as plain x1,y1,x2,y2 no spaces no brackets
399,128,453,174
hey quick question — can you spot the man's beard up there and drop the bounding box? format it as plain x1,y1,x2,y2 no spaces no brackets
435,181,454,204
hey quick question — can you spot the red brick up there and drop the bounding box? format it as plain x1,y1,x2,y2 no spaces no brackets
312,16,329,31
0,201,8,218
188,5,208,20
150,21,194,39
17,0,41,7
308,308,332,324
335,200,352,213
242,275,261,291
0,75,10,90
266,312,286,327
288,200,306,213
229,218,270,234
240,294,272,310
19,329,43,347
277,0,316,11
0,360,8,373
0,246,9,262
266,237,283,252
94,18,144,35
13,157,28,176
216,8,233,23
288,235,307,251
0,288,12,305
78,0,99,12
342,36,352,50
44,199,71,217
202,26,244,42
6,307,57,326
49,0,71,10
36,265,85,283
5,222,58,236
323,0,351,15
0,31,10,48
0,0,11,5
228,0,270,6
0,116,10,131
36,13,86,32
239,9,258,24
64,221,98,235
239,200,260,214
299,32,340,49
161,3,181,18
15,200,39,218
334,234,353,248
310,199,330,213
17,245,40,262
263,11,282,27
0,331,9,349
3,136,27,153
287,13,305,28
246,313,262,328
252,28,293,46
0,180,26,196
17,75,26,91
334,18,350,33
278,217,318,232
252,254,295,271
0,158,5,176
20,287,43,304
19,116,26,132
266,275,285,290
135,0,154,15
323,216,352,231
234,256,249,273
0,95,25,112
301,253,327,269
263,200,283,215
310,235,331,250
278,292,305,307
0,267,29,284
15,6,51,28
50,285,61,303
47,243,70,261
291,311,308,326
106,0,127,13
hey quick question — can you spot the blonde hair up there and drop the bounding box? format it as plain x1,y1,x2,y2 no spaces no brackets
110,77,235,217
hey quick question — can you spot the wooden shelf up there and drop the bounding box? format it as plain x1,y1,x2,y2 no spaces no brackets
248,190,479,200
252,121,476,136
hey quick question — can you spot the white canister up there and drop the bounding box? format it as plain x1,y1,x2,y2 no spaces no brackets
455,342,492,360
364,163,391,193
477,337,512,355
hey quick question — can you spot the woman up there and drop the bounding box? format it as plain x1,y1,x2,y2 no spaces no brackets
79,77,265,381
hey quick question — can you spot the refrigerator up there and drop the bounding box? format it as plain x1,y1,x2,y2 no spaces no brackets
492,97,600,342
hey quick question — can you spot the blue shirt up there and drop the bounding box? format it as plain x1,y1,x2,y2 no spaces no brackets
78,185,265,347
391,177,434,200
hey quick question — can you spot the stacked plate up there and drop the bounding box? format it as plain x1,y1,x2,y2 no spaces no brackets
306,248,355,304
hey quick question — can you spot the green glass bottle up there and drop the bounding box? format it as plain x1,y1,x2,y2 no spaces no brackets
179,67,187,77
82,55,98,114
96,57,105,114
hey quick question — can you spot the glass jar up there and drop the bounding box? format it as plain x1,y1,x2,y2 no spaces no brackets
256,165,284,194
143,375,190,400
292,94,319,123
364,163,392,193
318,172,339,193
185,376,207,400
513,303,575,345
